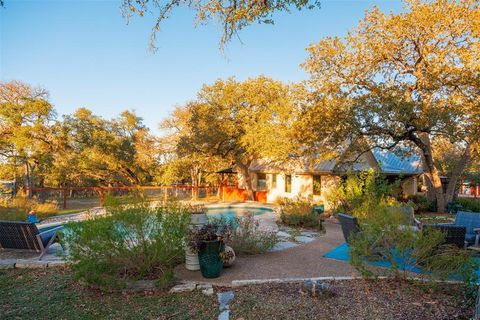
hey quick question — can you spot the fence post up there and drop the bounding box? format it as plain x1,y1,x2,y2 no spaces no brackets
63,189,67,210
164,187,168,203
100,189,105,207
206,187,210,202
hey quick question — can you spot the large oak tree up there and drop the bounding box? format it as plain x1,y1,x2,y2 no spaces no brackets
163,76,297,199
0,81,56,196
300,0,480,212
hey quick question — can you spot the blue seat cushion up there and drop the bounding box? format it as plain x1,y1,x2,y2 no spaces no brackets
465,233,476,244
455,211,480,235
39,230,57,247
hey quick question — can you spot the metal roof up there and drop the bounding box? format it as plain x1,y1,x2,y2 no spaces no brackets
372,149,423,175
249,149,424,175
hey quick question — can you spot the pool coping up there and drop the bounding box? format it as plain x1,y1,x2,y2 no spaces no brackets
205,202,277,211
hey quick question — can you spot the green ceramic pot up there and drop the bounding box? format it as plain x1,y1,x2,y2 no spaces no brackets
198,240,224,278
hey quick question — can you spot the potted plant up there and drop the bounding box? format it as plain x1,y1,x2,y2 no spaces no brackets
188,222,231,278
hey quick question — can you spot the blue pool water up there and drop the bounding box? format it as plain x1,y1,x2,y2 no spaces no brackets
37,206,272,231
207,207,272,225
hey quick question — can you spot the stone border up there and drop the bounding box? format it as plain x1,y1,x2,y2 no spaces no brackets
0,259,66,269
230,276,463,287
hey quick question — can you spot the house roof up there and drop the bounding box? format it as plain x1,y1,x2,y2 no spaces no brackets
249,149,423,176
372,149,423,175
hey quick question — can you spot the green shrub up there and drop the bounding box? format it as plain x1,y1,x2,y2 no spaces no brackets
64,197,190,289
349,205,478,304
456,198,480,212
326,169,401,218
407,194,432,213
279,197,324,230
227,213,277,254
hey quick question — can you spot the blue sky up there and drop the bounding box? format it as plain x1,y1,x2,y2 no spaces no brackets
1,0,402,132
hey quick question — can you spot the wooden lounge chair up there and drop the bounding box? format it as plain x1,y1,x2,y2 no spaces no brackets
0,221,63,260
338,213,360,244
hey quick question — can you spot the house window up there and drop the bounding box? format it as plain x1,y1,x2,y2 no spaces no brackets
313,175,322,195
271,174,277,189
257,173,267,190
285,174,292,193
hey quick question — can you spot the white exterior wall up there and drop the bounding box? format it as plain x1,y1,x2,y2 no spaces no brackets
251,173,340,209
248,171,416,209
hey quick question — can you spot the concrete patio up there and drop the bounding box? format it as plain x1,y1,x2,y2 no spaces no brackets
175,219,357,286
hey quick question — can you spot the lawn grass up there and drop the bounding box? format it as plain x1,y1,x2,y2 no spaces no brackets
0,268,217,320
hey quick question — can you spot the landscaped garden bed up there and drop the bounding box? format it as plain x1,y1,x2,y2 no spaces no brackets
1,268,474,320
228,280,473,320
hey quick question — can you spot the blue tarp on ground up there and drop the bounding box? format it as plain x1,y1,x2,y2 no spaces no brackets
323,243,430,274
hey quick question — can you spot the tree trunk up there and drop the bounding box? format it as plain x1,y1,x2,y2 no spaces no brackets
416,134,446,212
23,162,33,198
445,144,472,205
425,169,446,212
190,164,201,201
235,159,254,201
423,175,436,203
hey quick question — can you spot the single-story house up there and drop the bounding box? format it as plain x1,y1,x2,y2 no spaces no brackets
235,149,423,207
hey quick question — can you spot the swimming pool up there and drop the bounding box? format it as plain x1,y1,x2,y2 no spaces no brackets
207,206,272,225
37,206,273,230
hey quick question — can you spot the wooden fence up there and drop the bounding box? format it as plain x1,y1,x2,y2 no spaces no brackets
25,185,267,210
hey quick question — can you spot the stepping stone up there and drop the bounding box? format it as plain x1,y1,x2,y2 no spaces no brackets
218,310,229,320
276,231,292,238
269,241,298,252
218,291,234,311
294,236,315,243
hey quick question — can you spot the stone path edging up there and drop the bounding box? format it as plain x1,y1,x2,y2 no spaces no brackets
174,275,463,289
230,275,463,287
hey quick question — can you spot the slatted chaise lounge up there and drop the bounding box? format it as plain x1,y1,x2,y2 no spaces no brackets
338,213,360,244
0,221,63,260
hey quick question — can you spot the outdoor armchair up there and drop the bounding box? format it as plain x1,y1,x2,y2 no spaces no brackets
0,221,63,260
437,211,480,247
